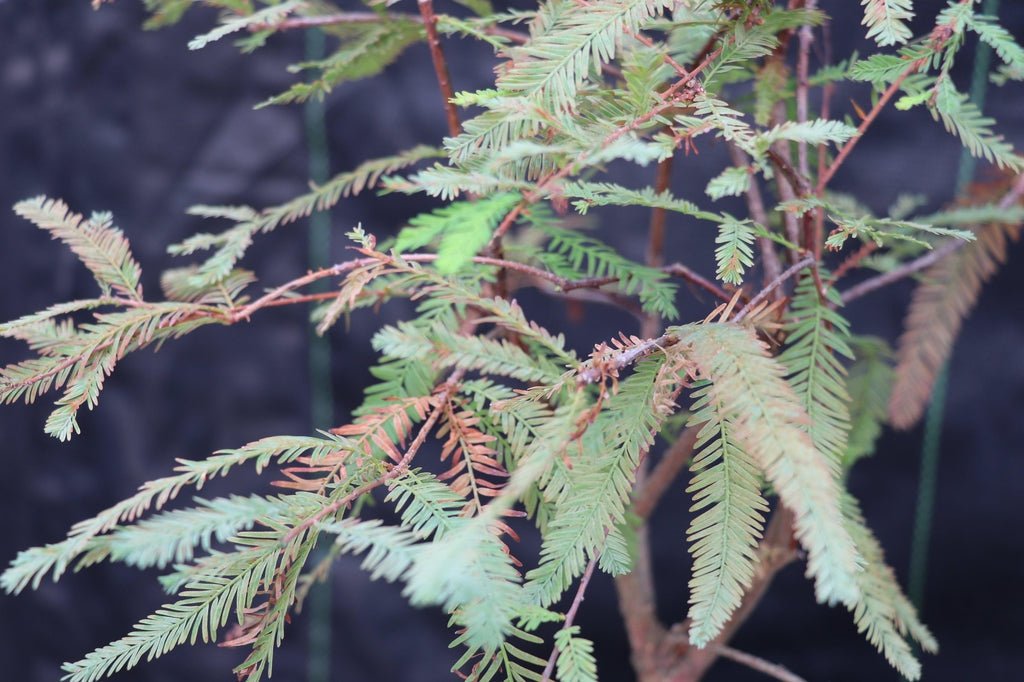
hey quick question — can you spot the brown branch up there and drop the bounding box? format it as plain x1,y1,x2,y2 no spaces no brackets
838,239,964,305
829,241,878,284
814,19,835,257
663,263,735,304
646,157,675,269
417,0,461,138
817,62,920,192
766,149,811,197
770,102,804,253
541,556,600,682
716,645,807,682
734,255,816,321
795,2,815,191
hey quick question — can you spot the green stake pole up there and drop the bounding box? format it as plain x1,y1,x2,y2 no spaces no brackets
304,26,333,682
907,0,999,611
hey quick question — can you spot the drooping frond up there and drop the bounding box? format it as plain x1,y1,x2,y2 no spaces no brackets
0,302,218,440
14,197,143,300
74,494,286,572
674,323,861,606
373,320,564,384
860,0,914,47
454,625,548,682
890,221,1020,429
563,181,721,222
60,529,301,682
842,493,937,681
755,119,859,149
931,80,1023,173
963,11,1024,74
386,469,465,541
437,399,509,513
405,519,525,651
1,434,344,594
780,276,855,467
526,351,685,605
684,381,768,647
702,9,825,89
323,518,421,582
780,196,975,251
169,146,440,288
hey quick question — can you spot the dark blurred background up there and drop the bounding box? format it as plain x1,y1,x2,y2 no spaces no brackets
1,1,1022,681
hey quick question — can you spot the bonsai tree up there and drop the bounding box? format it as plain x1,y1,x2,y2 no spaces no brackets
3,1,1022,680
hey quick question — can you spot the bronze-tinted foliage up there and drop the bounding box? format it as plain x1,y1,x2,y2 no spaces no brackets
889,222,1020,429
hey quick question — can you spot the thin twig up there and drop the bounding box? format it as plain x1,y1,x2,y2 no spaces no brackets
814,19,835,257
716,645,807,682
417,0,461,138
795,2,815,191
663,263,735,303
829,241,878,284
734,255,815,321
540,556,600,682
838,239,963,304
770,102,804,253
841,172,1024,304
817,62,920,192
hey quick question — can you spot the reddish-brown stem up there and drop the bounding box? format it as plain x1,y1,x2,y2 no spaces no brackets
817,62,921,192
770,103,803,255
766,149,811,197
646,157,675,269
541,556,600,681
830,241,878,284
663,263,735,304
417,0,461,138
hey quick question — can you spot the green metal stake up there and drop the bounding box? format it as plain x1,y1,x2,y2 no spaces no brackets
304,26,334,682
907,0,999,611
